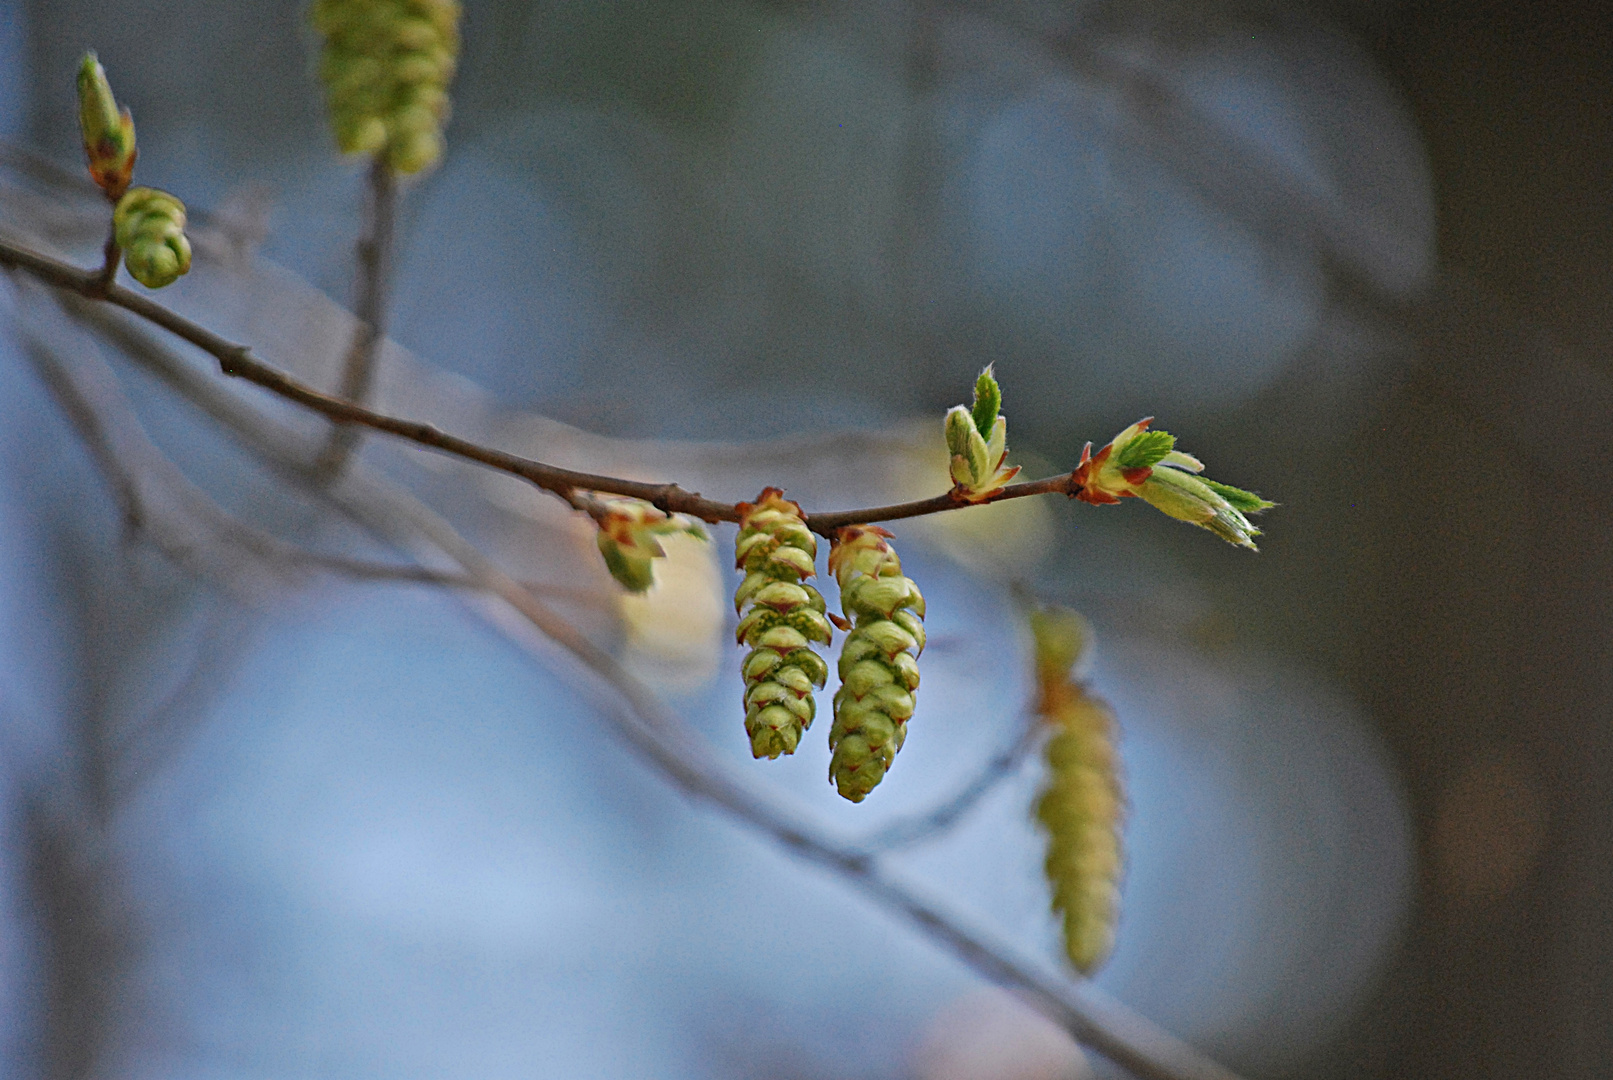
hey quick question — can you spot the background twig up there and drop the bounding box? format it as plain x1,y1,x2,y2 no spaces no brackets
314,155,395,477
40,290,1247,1080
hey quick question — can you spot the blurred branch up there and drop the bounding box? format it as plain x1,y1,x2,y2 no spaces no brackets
852,708,1042,852
315,155,395,477
0,237,1089,534
34,294,1247,1080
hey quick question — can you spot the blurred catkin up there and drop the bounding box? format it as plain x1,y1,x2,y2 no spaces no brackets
828,526,924,802
310,0,460,173
734,489,831,760
1031,607,1124,974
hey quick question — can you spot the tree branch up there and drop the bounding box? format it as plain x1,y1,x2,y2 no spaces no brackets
40,292,1247,1080
851,708,1043,852
314,155,395,477
0,237,1088,536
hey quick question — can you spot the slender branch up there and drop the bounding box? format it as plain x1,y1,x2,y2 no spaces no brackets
314,155,395,477
94,223,119,294
852,708,1043,852
44,294,1247,1080
0,237,1088,535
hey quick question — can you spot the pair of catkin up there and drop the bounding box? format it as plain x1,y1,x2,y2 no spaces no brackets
1031,607,1126,975
732,493,925,801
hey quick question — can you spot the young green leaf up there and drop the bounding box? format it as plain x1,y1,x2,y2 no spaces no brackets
1115,428,1176,471
970,364,1001,438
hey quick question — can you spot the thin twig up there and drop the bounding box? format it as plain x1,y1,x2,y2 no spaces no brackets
51,296,1247,1080
314,155,395,477
94,223,119,294
852,709,1043,852
0,237,1089,535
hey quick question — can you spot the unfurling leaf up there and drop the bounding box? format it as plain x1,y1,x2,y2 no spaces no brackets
1072,418,1274,549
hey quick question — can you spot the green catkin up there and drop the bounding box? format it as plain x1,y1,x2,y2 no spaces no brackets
1030,608,1125,974
733,488,831,760
113,187,191,288
827,526,925,802
310,0,461,173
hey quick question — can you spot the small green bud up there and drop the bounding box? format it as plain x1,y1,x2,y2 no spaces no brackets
77,53,137,199
113,187,191,288
593,497,706,593
944,367,1020,502
734,489,828,760
1030,605,1125,975
971,364,1002,439
1072,418,1274,549
827,526,925,801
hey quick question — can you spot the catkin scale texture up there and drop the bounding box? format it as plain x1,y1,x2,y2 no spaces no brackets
827,526,924,802
733,489,830,760
311,0,460,173
1034,659,1125,975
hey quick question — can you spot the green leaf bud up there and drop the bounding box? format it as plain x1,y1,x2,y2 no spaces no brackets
943,366,1020,502
113,187,191,288
1030,605,1125,975
592,497,707,593
1072,418,1273,549
734,489,828,760
826,526,925,801
971,364,1002,438
77,52,137,199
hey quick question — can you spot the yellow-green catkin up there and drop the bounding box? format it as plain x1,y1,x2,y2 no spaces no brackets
734,488,831,760
113,187,191,288
827,526,925,802
1030,607,1125,974
310,0,461,174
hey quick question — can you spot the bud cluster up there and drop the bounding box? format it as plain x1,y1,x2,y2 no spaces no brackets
827,526,925,802
593,497,706,593
311,0,461,174
944,365,1020,502
1029,607,1125,975
1072,419,1274,549
113,187,192,288
733,489,832,760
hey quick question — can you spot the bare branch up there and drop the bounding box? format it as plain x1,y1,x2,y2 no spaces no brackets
852,708,1043,852
0,237,1088,535
49,294,1247,1080
314,155,395,477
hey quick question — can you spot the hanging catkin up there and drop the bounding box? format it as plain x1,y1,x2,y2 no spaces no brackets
1031,607,1125,974
311,0,461,173
733,489,831,759
827,526,924,802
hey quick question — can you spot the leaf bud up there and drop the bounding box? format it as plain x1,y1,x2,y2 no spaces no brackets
113,187,191,288
77,53,137,199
